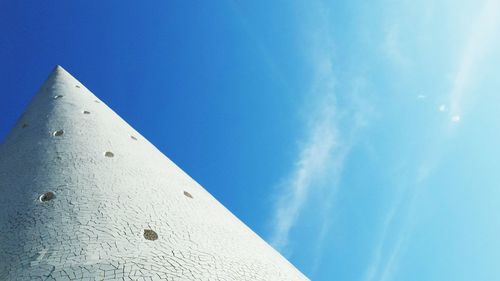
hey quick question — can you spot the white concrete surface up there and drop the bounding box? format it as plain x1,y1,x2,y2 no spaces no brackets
0,66,309,280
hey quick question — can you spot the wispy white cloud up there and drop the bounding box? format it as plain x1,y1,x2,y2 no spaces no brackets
363,176,424,281
269,58,338,250
271,92,338,248
269,62,371,276
362,204,398,281
268,0,339,253
268,2,371,256
363,2,500,280
448,0,500,123
377,231,408,281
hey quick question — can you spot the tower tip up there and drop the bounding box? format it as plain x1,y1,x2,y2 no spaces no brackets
53,64,65,72
50,65,73,79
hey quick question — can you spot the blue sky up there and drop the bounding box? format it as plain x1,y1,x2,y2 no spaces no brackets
2,1,500,280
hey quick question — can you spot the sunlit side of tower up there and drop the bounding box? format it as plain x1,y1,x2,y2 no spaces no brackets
0,66,308,280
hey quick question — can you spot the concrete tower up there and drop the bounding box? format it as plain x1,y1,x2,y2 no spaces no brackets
0,66,308,281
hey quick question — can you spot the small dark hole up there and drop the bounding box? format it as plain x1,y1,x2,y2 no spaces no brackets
183,191,193,199
22,123,28,128
144,229,158,241
105,151,114,158
54,95,63,99
94,100,100,103
53,130,64,137
39,192,55,202
83,111,90,114
131,135,137,140
75,85,81,88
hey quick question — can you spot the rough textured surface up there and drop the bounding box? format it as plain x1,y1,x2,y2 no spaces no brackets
0,66,309,281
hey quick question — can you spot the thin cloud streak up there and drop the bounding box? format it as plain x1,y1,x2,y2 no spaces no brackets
268,0,341,252
269,87,338,250
362,205,398,281
269,55,370,258
449,0,500,122
269,40,368,252
363,2,500,281
268,3,372,277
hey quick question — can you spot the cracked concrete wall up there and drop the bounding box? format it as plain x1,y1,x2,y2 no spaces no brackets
0,66,309,281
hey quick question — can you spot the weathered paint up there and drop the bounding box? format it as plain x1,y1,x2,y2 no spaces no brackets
0,66,309,281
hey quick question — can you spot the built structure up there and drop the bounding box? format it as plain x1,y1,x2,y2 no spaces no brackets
0,66,308,280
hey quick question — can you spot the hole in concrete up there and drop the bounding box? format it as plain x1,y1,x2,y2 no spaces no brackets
105,151,114,158
75,85,80,88
22,123,28,128
39,192,55,202
53,130,64,137
130,135,137,140
183,191,193,199
54,95,63,99
144,229,158,241
83,111,90,114
94,100,100,103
